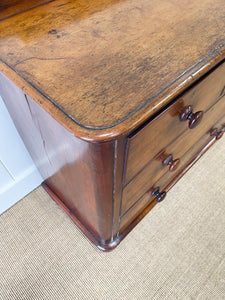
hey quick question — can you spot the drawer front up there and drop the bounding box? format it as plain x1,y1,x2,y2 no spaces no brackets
122,96,225,215
125,61,225,184
120,113,225,232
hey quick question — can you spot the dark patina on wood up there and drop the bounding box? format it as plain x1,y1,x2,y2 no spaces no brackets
0,0,225,250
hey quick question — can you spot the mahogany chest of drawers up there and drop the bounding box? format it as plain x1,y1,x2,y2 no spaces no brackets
0,0,225,250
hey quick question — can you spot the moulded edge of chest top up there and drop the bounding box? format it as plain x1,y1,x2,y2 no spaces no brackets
0,51,225,143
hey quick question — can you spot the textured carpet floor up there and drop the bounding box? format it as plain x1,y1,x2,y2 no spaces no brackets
0,138,225,300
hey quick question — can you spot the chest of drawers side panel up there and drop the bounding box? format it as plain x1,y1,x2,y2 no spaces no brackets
0,72,118,248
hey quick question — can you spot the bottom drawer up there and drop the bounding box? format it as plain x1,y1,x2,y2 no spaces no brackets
119,114,225,233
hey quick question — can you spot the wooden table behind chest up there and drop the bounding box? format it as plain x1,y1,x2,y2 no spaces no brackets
0,0,225,250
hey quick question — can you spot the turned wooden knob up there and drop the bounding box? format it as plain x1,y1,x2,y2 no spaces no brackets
210,126,225,140
162,154,180,171
152,187,166,202
180,105,203,129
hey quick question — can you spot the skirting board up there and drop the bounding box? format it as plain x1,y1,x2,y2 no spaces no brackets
0,166,42,214
0,96,42,214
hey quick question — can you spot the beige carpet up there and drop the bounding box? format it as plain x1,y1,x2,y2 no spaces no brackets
1,138,225,300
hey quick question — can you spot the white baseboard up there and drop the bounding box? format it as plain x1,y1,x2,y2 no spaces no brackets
0,166,42,214
0,96,43,214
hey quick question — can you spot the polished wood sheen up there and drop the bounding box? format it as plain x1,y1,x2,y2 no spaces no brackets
0,73,115,246
120,113,225,233
0,0,54,21
124,62,225,183
210,125,225,140
0,0,225,250
162,154,180,172
0,0,225,140
122,96,225,215
179,106,203,129
152,187,166,203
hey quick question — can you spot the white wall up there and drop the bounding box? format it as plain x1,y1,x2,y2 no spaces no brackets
0,96,42,214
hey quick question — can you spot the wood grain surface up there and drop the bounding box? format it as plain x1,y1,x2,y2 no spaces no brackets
119,113,225,234
0,0,55,21
122,95,225,214
0,73,116,247
0,0,225,140
0,0,225,250
124,62,225,184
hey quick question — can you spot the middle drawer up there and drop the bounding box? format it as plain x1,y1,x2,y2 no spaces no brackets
121,95,225,215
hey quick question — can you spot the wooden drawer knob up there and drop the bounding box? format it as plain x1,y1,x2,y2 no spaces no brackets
210,125,225,140
152,187,166,202
162,154,180,171
180,105,203,129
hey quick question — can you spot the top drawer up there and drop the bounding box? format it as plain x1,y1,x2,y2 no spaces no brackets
124,61,225,184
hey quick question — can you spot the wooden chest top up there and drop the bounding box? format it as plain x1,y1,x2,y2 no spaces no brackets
0,0,225,140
